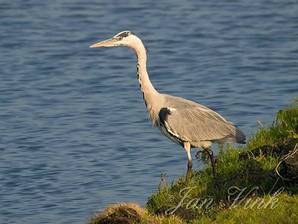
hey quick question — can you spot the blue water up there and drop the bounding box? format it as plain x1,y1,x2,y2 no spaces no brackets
0,0,297,223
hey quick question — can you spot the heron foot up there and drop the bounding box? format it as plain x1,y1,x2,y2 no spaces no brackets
195,149,206,160
203,148,217,179
195,149,213,163
195,149,202,159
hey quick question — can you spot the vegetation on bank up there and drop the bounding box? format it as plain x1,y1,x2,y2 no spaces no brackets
89,101,298,224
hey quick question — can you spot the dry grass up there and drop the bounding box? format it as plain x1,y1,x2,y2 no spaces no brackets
88,202,184,224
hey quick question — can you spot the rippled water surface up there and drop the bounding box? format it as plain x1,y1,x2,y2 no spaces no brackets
1,0,297,223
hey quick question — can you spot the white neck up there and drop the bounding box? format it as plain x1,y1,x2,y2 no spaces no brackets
126,36,162,125
130,37,159,108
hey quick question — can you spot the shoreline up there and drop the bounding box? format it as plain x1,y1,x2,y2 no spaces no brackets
89,101,298,224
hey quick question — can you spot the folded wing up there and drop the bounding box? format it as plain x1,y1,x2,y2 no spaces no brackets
160,95,246,144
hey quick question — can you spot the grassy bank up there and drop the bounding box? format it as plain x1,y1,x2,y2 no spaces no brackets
90,102,298,224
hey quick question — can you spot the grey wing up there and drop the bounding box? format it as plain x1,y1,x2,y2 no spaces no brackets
160,103,245,144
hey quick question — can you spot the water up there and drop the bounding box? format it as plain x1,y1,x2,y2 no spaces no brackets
0,0,297,223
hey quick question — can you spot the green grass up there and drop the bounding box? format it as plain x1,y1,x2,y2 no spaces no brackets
89,101,298,224
192,194,298,224
247,104,298,151
145,102,298,223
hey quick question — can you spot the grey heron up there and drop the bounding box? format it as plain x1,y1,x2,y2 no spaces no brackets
90,31,246,177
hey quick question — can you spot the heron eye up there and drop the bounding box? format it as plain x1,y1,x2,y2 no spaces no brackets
114,36,121,41
118,32,130,38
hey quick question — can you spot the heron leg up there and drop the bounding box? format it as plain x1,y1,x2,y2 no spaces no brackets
184,142,192,178
203,147,216,179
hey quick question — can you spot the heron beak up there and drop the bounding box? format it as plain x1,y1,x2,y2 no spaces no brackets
89,38,117,48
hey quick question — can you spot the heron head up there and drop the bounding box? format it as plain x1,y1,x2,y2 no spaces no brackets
89,31,137,48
